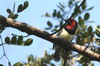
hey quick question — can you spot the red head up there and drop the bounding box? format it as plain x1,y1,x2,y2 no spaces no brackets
64,18,77,34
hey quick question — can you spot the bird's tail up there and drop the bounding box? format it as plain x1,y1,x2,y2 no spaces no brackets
63,50,71,66
54,49,60,61
53,44,62,61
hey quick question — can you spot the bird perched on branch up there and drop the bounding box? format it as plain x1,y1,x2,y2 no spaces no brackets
53,18,78,66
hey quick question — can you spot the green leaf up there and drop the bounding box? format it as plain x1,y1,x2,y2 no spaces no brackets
7,9,11,13
76,36,81,44
60,21,63,27
96,30,100,37
54,9,56,13
17,4,23,13
96,38,100,45
87,26,93,36
59,2,65,8
74,5,81,17
17,1,28,13
47,21,53,27
81,57,90,63
28,55,34,62
12,14,18,19
52,10,57,17
24,38,33,46
45,27,51,30
57,6,64,12
17,36,23,45
78,16,84,27
23,1,29,9
68,0,73,8
5,37,10,44
29,55,34,62
57,11,61,18
45,13,50,17
8,62,12,66
55,25,59,28
82,1,86,10
86,6,94,11
11,36,17,44
68,0,72,5
84,13,90,20
51,29,57,32
13,62,23,66
57,3,65,12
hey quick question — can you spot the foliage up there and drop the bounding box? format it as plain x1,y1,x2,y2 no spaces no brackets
7,1,29,19
0,1,33,66
5,35,33,46
14,51,55,66
0,0,99,66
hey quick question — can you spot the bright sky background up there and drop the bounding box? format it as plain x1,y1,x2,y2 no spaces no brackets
0,0,100,66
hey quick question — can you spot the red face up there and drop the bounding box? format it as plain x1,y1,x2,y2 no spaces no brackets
64,18,77,34
65,18,77,29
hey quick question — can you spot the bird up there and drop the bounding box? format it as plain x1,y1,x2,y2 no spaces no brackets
53,18,78,66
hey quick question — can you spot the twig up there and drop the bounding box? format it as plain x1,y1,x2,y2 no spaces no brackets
0,34,11,64
0,54,5,59
12,33,29,37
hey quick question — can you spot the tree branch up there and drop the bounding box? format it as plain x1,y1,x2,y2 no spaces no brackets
0,15,100,62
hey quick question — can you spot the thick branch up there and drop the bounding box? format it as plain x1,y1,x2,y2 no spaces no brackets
0,15,100,62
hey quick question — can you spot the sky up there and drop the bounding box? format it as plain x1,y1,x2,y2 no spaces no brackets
0,0,100,66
